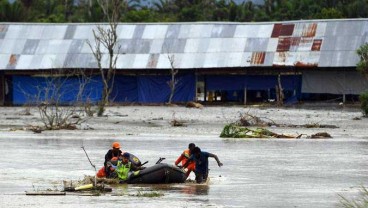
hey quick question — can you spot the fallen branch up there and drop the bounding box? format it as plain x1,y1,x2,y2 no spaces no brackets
81,146,97,186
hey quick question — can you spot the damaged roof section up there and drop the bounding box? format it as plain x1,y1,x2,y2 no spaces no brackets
0,19,366,70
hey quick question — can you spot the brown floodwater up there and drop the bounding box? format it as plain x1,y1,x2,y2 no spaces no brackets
0,134,368,208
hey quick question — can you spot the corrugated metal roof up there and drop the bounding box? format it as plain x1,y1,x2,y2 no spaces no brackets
0,19,367,70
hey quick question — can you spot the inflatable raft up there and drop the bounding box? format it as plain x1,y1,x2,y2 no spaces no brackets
127,163,186,184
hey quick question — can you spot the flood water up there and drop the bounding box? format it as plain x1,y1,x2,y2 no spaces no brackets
0,133,368,208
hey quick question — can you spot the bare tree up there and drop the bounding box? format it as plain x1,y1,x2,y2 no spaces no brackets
88,0,121,116
275,74,284,106
167,53,178,104
163,42,179,104
19,69,93,131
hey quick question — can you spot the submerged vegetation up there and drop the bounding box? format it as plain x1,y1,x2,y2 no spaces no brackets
132,189,164,197
339,186,368,208
220,123,300,138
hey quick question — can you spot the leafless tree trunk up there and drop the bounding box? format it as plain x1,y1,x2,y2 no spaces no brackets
276,74,284,106
167,53,178,104
88,0,121,116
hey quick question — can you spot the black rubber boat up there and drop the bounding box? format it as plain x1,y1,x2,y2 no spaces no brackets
127,163,186,184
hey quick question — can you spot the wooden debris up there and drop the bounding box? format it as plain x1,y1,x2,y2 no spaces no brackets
186,101,203,109
26,191,66,196
237,112,338,128
220,124,331,139
170,119,185,127
309,132,332,139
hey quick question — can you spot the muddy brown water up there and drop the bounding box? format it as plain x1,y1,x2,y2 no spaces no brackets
0,134,368,208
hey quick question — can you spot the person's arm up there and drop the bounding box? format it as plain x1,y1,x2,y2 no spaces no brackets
175,154,185,166
104,150,111,166
182,156,193,169
208,153,223,167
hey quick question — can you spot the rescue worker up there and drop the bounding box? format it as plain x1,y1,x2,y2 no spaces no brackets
111,152,144,183
175,143,196,178
104,142,123,177
182,147,223,184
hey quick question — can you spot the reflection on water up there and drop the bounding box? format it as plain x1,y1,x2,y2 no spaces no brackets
180,184,209,195
0,135,368,208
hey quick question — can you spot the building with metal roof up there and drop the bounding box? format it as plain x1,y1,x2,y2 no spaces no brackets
0,19,368,105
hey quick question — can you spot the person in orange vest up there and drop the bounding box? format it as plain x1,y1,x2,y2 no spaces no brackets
104,142,123,178
175,143,196,178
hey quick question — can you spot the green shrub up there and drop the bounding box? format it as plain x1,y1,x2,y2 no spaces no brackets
360,92,368,117
357,43,368,74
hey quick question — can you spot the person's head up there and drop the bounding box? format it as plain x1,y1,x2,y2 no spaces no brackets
120,152,130,164
188,143,196,152
112,142,121,154
112,142,121,149
192,147,201,158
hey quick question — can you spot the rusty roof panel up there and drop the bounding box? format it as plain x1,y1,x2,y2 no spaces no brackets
302,23,317,37
280,24,295,36
276,37,291,52
311,39,322,51
288,37,301,52
271,24,282,38
250,52,266,65
273,51,320,67
271,24,294,37
0,20,367,70
7,54,19,69
295,37,314,52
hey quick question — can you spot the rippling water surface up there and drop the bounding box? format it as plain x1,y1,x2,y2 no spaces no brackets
0,134,367,208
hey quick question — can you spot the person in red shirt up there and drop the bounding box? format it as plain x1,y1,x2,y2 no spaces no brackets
175,143,196,178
